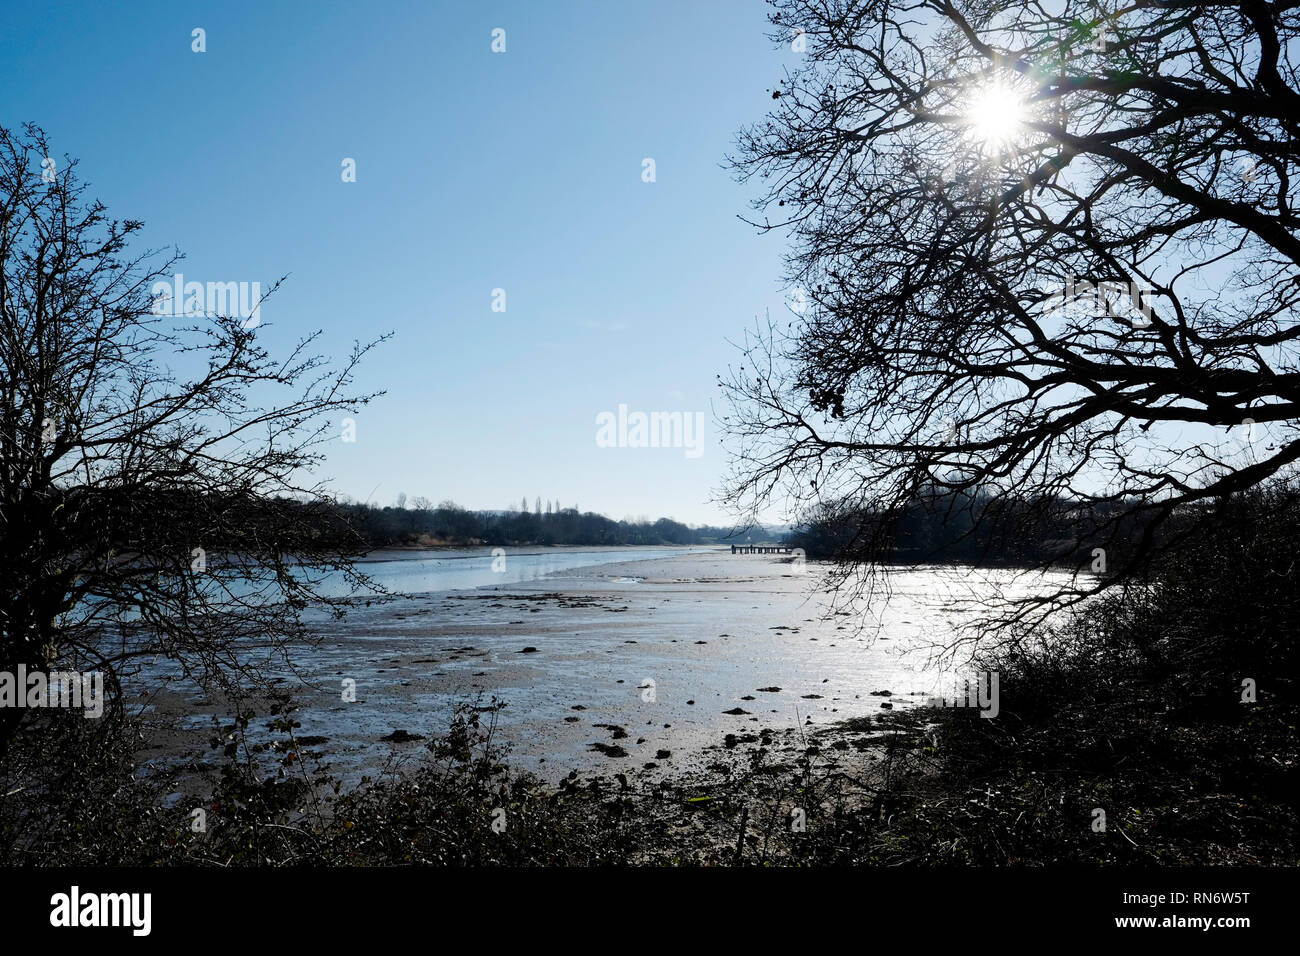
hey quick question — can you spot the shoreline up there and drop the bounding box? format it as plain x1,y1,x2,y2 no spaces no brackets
134,550,1056,787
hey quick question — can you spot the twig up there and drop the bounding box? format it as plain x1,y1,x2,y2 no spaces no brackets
733,805,749,865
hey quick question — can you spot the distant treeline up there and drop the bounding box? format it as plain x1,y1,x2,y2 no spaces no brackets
332,500,768,549
783,490,1203,569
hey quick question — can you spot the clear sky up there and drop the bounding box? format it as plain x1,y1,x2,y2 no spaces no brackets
1,0,798,526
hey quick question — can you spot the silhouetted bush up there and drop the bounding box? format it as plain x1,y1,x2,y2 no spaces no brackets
867,482,1300,864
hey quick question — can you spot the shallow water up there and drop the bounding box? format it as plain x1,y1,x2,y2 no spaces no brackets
339,545,709,596
137,549,1070,784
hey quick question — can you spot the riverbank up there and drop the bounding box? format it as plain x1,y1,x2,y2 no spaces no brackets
132,549,1059,786
9,501,1295,867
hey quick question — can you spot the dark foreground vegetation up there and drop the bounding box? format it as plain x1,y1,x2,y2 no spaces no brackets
2,486,1294,866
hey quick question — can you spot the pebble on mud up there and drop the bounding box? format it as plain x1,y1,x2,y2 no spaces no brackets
380,729,423,743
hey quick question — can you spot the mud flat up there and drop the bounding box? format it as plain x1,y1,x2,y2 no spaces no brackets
135,549,1063,783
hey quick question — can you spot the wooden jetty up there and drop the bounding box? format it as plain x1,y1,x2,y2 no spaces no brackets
730,545,794,554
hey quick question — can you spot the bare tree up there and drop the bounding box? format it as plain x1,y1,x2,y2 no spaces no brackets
722,0,1300,627
0,123,387,749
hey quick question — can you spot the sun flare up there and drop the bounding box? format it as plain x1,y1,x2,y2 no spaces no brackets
965,82,1027,152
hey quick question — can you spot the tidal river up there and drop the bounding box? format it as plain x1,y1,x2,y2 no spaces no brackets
139,547,1067,783
334,545,708,595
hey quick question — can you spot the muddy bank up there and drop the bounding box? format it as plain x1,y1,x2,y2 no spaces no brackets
132,550,1062,784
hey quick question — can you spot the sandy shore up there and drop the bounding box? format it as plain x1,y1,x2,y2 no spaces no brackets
134,549,1046,784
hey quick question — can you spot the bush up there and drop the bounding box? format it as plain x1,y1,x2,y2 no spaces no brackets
869,483,1300,864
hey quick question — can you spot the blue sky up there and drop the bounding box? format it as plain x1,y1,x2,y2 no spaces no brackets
1,0,797,526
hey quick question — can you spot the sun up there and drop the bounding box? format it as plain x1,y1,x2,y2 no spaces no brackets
964,82,1027,152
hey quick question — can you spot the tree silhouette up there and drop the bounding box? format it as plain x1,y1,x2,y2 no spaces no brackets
0,124,386,749
722,0,1300,627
